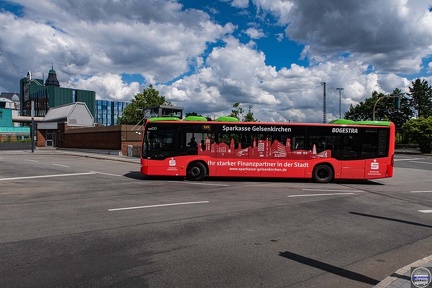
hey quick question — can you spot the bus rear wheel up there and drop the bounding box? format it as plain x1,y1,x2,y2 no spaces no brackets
187,162,207,181
312,164,333,183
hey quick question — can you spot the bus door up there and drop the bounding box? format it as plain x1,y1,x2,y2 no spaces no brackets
339,134,365,178
143,130,179,175
362,128,390,179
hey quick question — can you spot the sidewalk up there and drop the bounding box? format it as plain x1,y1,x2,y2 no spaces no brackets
395,147,422,155
374,255,432,288
0,147,140,164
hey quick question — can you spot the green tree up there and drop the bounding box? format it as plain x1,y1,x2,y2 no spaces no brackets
385,88,414,130
185,112,212,121
344,89,413,130
243,104,258,122
345,91,386,121
118,84,171,124
402,116,432,153
407,79,432,118
243,111,257,122
229,102,258,122
229,102,244,120
185,112,200,117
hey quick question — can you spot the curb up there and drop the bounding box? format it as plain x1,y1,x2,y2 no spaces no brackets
0,149,140,164
54,150,140,164
374,254,432,288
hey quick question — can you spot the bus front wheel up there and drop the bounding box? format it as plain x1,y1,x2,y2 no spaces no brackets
187,162,207,181
312,164,333,183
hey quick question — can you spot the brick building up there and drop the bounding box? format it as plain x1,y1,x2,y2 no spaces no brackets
36,102,141,155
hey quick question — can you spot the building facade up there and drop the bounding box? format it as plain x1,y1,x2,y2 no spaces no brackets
0,97,30,142
37,102,94,147
144,105,184,119
19,67,96,118
95,100,128,126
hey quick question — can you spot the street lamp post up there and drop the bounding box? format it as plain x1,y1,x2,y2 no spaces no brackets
31,100,35,153
372,94,400,121
321,82,326,123
26,71,43,152
336,88,344,119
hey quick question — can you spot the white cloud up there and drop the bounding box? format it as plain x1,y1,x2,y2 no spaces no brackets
0,0,235,89
230,0,249,9
66,74,140,101
244,27,265,39
253,0,294,25
0,0,429,123
277,0,432,74
159,37,412,122
378,74,410,94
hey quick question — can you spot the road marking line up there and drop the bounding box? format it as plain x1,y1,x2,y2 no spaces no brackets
410,161,432,165
302,188,364,192
93,171,123,177
108,201,210,212
394,158,424,162
288,193,355,198
411,191,432,193
0,172,97,181
26,159,39,162
418,210,432,213
52,163,70,168
170,181,230,187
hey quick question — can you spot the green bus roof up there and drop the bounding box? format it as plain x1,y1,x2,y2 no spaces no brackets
330,119,391,126
147,117,391,126
184,116,207,121
148,117,180,122
215,116,239,122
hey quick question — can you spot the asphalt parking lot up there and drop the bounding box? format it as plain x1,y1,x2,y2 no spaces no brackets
0,151,431,287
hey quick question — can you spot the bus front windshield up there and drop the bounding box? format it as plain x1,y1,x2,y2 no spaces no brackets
143,131,175,159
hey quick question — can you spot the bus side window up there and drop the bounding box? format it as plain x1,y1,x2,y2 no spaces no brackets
342,135,359,159
361,129,378,158
237,133,250,149
292,136,304,150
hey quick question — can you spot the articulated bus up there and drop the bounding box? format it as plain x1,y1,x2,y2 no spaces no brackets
140,116,395,183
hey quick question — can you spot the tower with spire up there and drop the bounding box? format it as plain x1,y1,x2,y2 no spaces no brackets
20,63,96,119
44,64,60,87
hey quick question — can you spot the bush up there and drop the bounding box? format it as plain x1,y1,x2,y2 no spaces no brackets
402,116,432,153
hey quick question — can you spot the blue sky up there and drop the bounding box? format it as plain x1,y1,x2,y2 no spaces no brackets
0,0,431,122
180,1,309,71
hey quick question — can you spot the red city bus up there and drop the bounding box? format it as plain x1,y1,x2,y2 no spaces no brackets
140,116,395,183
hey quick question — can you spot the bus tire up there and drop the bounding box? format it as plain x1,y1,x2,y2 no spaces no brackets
187,162,207,181
312,164,333,183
